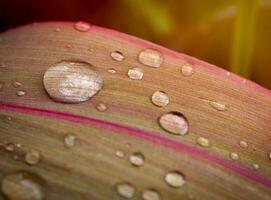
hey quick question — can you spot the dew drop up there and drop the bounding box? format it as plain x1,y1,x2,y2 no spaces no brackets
96,103,107,112
196,137,210,147
74,21,90,32
138,48,163,68
16,90,26,96
142,189,160,200
65,44,72,48
129,152,144,167
115,150,125,158
151,91,169,107
165,171,186,188
12,81,22,88
1,171,45,200
116,183,135,199
64,134,76,148
4,143,15,152
226,71,231,76
239,140,248,148
159,112,189,135
230,152,239,160
110,51,124,61
55,27,61,32
107,68,117,74
0,81,5,90
252,163,259,170
25,150,41,165
181,64,194,76
43,61,103,103
128,67,144,80
209,101,228,111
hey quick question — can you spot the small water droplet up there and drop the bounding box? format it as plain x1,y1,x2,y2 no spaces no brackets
159,112,189,135
138,48,163,68
107,68,117,74
252,163,259,170
25,150,40,165
209,101,228,111
12,81,22,88
181,64,194,76
74,21,90,32
43,61,103,103
16,143,21,148
0,81,5,90
165,171,186,188
128,67,144,80
230,152,239,160
196,137,210,147
16,90,26,96
151,91,169,107
4,143,15,152
269,152,271,160
55,27,61,32
115,150,125,158
239,140,248,148
116,183,135,199
110,51,124,61
129,152,144,167
96,103,107,112
1,171,45,200
142,189,160,200
226,71,231,76
65,44,72,48
64,134,76,148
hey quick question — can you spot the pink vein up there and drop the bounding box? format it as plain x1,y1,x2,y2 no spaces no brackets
0,101,270,188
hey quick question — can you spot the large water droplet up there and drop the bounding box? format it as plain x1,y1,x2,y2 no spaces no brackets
129,152,145,167
181,64,194,76
74,21,90,32
196,137,210,147
64,134,76,148
142,189,160,200
159,112,189,135
209,101,228,111
151,91,169,107
128,67,144,80
165,171,186,188
138,48,163,68
25,150,41,165
1,172,45,200
110,51,124,61
116,183,135,199
43,61,103,103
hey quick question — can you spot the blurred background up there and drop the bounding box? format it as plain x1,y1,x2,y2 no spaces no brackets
0,0,270,89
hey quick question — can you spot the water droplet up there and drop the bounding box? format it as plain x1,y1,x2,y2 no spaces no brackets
16,143,21,148
181,64,194,76
159,112,189,135
226,71,231,76
116,183,135,199
110,51,124,61
138,48,163,68
239,140,248,148
1,171,45,200
230,152,239,160
252,163,259,170
96,103,107,112
43,61,103,103
25,150,41,165
0,81,5,90
107,68,117,74
142,189,160,200
115,150,125,158
128,67,144,80
4,143,15,152
209,101,228,111
12,81,22,88
16,90,26,96
64,134,76,148
151,91,169,107
65,44,72,48
74,21,90,32
165,171,186,188
129,152,144,167
55,27,61,32
269,152,271,160
196,137,210,147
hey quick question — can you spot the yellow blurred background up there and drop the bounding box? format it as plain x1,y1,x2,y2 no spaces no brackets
0,0,270,88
